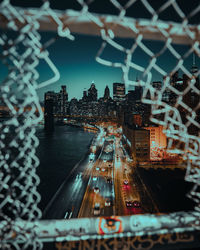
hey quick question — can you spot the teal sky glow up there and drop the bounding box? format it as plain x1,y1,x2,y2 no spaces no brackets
0,31,198,102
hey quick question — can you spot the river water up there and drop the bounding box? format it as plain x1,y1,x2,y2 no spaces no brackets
35,125,195,214
36,125,95,212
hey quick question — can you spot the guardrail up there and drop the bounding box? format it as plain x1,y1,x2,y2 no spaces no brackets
1,212,199,244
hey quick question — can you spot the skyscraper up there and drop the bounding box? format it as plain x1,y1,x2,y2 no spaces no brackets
103,85,110,100
88,82,97,102
82,89,88,102
44,91,57,114
113,83,125,102
44,96,54,132
58,85,68,115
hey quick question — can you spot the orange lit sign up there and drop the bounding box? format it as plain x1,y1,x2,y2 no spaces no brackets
98,216,123,235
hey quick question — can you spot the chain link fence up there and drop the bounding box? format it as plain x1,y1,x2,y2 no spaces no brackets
0,0,199,249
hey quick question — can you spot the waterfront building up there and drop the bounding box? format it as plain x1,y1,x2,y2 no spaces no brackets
44,91,58,115
44,87,68,116
44,98,54,132
57,85,68,115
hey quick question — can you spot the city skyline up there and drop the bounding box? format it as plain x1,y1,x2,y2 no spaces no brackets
0,1,199,103
1,31,199,102
1,2,200,249
44,62,198,103
44,81,130,102
36,33,200,102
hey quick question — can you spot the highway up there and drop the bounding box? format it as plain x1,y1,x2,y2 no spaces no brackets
44,124,159,219
78,124,154,218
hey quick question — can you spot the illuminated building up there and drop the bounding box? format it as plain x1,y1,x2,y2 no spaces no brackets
123,125,150,161
44,86,68,116
113,83,125,103
58,85,68,115
98,98,107,117
107,99,117,118
79,100,89,117
143,125,167,160
143,125,167,149
69,98,79,116
89,101,99,117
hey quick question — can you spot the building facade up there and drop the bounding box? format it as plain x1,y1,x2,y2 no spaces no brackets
123,125,150,161
88,82,98,102
113,83,125,102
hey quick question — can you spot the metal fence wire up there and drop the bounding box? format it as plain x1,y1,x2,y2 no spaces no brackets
0,0,200,249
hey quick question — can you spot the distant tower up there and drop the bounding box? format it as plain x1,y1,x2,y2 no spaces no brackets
88,82,97,102
44,93,54,133
58,85,68,115
61,85,68,101
104,85,110,100
82,88,88,102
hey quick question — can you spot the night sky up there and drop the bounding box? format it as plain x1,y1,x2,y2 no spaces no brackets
0,0,199,101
